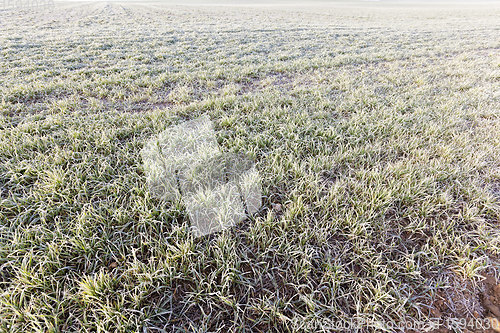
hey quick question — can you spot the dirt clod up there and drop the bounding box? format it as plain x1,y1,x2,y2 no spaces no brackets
487,317,500,333
428,271,500,332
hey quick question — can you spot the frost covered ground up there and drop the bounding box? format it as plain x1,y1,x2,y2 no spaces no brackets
0,1,499,331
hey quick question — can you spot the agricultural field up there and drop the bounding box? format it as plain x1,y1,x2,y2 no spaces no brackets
0,1,499,331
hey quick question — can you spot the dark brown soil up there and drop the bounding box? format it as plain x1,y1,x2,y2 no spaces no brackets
429,271,500,333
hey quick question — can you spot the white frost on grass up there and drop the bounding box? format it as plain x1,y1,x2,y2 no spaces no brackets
183,182,246,237
142,116,262,237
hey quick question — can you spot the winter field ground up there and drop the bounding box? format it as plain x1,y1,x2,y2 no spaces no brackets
0,1,499,331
